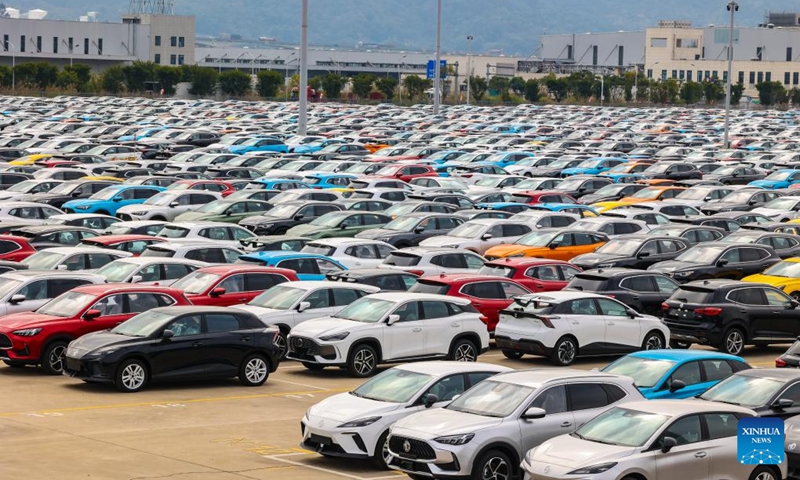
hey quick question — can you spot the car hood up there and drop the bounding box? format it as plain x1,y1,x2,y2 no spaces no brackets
531,434,636,469
392,408,504,439
355,228,396,239
419,236,467,247
571,252,624,266
231,304,288,319
239,215,287,226
307,392,403,422
740,273,788,286
751,207,781,216
290,316,366,337
0,311,63,331
66,330,145,357
648,260,697,273
579,194,617,204
485,244,534,258
749,180,780,188
62,199,97,208
288,224,327,236
174,211,210,222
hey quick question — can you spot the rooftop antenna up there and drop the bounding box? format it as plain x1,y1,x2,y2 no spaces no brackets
128,0,174,15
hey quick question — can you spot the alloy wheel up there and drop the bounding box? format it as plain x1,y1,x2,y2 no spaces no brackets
481,456,509,480
48,345,66,373
645,335,663,350
353,349,375,375
121,363,146,391
755,472,775,480
558,340,576,364
455,343,476,362
245,357,268,384
726,330,744,355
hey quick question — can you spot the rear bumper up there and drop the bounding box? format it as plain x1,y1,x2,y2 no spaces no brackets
494,335,551,356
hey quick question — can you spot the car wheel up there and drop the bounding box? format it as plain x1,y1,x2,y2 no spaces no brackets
791,291,800,302
473,449,513,480
302,362,324,371
501,349,524,360
41,340,68,375
669,340,692,349
3,360,26,368
114,359,149,393
719,328,745,356
347,344,378,377
449,339,478,362
275,331,288,360
239,354,269,387
524,172,532,178
749,466,779,480
274,227,288,235
550,336,577,366
642,331,664,351
372,430,392,470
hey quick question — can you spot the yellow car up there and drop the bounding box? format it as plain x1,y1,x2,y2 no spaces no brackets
591,186,686,213
82,175,124,182
9,153,53,166
743,257,800,300
484,229,607,261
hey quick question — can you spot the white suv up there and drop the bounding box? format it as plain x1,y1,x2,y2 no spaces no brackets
494,291,670,366
286,292,491,377
115,190,222,222
419,219,532,254
301,238,396,269
387,370,643,480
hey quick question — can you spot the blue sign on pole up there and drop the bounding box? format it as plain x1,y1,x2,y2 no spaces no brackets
426,60,447,79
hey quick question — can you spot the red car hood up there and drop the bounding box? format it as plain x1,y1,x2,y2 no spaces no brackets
0,311,64,331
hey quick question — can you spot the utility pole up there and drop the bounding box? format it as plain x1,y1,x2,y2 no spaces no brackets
466,35,473,105
298,0,309,135
723,1,738,149
433,0,442,114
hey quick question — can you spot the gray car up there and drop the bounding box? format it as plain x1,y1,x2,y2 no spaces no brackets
355,213,464,248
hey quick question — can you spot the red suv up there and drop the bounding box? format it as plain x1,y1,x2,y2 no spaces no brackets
373,164,437,182
479,258,582,293
168,179,237,197
409,274,531,333
170,265,299,306
0,284,190,374
80,234,167,256
0,236,36,262
507,190,578,205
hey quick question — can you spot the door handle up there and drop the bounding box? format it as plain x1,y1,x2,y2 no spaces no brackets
694,452,707,459
192,342,204,347
473,302,482,307
240,336,251,342
607,321,615,326
560,422,572,428
238,297,248,302
412,327,422,332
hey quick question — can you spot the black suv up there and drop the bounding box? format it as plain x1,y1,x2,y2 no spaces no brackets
700,189,782,215
326,269,419,291
648,242,781,282
648,224,728,245
238,201,342,235
720,230,800,259
354,213,464,247
571,235,690,270
663,279,800,354
564,268,679,316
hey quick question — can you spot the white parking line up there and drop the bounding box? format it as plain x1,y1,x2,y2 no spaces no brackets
264,454,401,480
269,377,333,391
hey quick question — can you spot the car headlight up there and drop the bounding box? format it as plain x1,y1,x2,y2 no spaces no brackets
434,433,475,445
319,332,350,341
567,462,618,475
12,328,41,337
95,346,121,355
337,416,382,428
379,237,393,243
596,263,613,268
75,205,91,210
506,253,526,258
129,211,147,216
673,270,694,277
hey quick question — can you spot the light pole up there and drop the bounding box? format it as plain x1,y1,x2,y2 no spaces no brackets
398,54,406,103
62,39,73,67
252,54,264,75
7,41,15,92
433,0,442,114
328,56,340,75
466,35,473,105
298,0,309,135
723,1,738,149
218,53,227,73
596,74,604,106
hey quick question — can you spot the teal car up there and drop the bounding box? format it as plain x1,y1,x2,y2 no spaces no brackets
236,252,346,280
62,185,165,216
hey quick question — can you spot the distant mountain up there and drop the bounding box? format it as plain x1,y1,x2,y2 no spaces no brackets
12,0,800,56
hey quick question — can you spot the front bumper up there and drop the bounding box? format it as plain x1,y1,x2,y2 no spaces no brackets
0,333,38,362
62,356,114,383
300,416,378,459
286,336,344,365
386,434,472,478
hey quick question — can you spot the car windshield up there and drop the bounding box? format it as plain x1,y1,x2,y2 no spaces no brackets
301,244,336,256
601,356,675,388
763,198,799,210
595,238,642,256
47,182,81,195
766,171,793,181
478,265,514,278
265,204,300,219
554,178,585,190
37,291,95,317
90,188,121,200
408,281,449,294
474,177,503,187
710,166,737,176
6,180,38,192
446,380,533,418
593,184,627,196
94,261,140,282
675,188,713,200
351,368,433,403
763,261,800,278
384,216,421,232
334,297,395,323
575,407,669,447
549,159,576,168
21,251,66,270
310,212,351,227
448,222,486,239
158,225,190,238
700,374,784,407
111,310,174,337
516,231,558,247
247,284,305,309
0,277,22,300
195,201,229,214
143,192,180,206
675,245,725,264
631,188,662,199
720,190,755,203
170,272,220,294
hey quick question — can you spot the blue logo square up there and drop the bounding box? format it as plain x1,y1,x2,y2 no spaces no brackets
738,417,785,465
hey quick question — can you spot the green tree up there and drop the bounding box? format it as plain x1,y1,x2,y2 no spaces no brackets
402,75,431,99
320,73,345,99
566,70,596,99
100,66,126,94
543,74,568,102
523,79,540,103
488,76,510,95
256,70,284,98
218,70,252,97
156,65,182,95
509,76,526,96
0,66,12,87
13,62,57,89
64,64,92,91
375,76,399,99
122,61,157,92
352,73,377,98
731,82,745,105
756,81,788,106
55,69,79,89
185,66,218,96
702,81,725,104
309,75,323,91
679,81,704,104
469,75,487,100
650,79,679,104
790,88,800,106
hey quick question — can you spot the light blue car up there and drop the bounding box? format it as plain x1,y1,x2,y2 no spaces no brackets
748,169,800,189
561,157,628,177
62,185,166,215
236,252,347,280
228,137,289,155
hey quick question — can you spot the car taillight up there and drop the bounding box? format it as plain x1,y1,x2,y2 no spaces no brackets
478,315,488,324
776,357,788,368
406,269,425,276
661,302,670,311
694,307,722,316
537,316,556,328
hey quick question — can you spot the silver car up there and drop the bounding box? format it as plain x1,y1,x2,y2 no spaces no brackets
386,370,643,480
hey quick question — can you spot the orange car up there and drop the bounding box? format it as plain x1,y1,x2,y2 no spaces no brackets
636,178,678,187
484,229,608,261
591,186,686,212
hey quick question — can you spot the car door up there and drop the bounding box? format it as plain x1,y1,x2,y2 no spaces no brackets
518,385,575,452
385,301,427,359
291,288,335,328
201,313,249,377
7,279,49,314
460,281,507,328
150,313,206,379
618,275,658,314
656,360,705,399
560,298,605,354
653,415,710,480
595,297,641,352
763,287,799,340
421,300,457,356
727,287,773,339
82,293,132,333
523,264,566,292
704,412,750,480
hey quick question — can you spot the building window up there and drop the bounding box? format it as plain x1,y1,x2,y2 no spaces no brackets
661,69,667,80
757,71,763,83
178,54,185,65
646,69,652,79
738,71,744,84
723,71,728,82
687,70,692,81
749,71,755,84
567,45,573,60
154,35,161,46
618,45,623,66
97,38,103,55
178,36,185,48
679,70,685,80
592,45,598,66
19,35,25,52
170,54,176,65
154,53,161,64
757,47,763,61
3,35,7,52
83,38,89,55
68,37,73,53
697,70,702,82
671,70,677,78
53,37,58,54
795,72,799,85
788,47,793,62
786,72,791,84
170,36,177,47
650,37,667,47
35,36,41,52
766,72,771,82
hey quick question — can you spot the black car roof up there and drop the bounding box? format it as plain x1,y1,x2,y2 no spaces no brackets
576,268,668,278
736,368,800,381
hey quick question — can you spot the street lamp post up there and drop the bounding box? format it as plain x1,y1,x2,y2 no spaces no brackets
298,0,309,135
7,41,15,92
466,35,473,105
62,39,73,67
723,1,738,149
433,0,442,114
596,74,604,106
218,53,227,73
398,54,406,103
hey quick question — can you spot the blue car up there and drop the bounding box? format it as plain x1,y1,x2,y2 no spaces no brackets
303,173,356,189
293,139,347,154
749,169,800,189
561,157,628,177
119,127,165,142
62,185,166,215
601,350,751,399
237,252,347,280
474,202,533,214
248,178,310,190
229,137,289,155
481,151,535,168
425,150,468,165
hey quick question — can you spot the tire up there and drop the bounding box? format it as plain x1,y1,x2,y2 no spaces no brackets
719,328,745,356
550,336,578,366
524,172,532,178
3,360,26,368
472,449,513,480
449,338,478,362
239,354,270,387
151,216,167,221
791,291,800,302
749,466,779,480
40,340,68,375
501,349,524,360
642,331,665,351
275,330,288,360
347,344,378,377
114,359,149,393
274,227,288,235
670,340,692,349
372,430,392,470
302,362,325,371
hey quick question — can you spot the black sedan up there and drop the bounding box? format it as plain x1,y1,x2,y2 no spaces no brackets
238,201,342,235
648,224,728,245
25,179,119,209
720,231,800,259
355,213,464,247
639,162,702,181
564,268,679,316
702,165,766,185
777,339,800,368
648,242,781,282
552,176,613,199
699,369,800,419
571,235,690,270
63,306,281,392
326,268,419,291
699,189,782,215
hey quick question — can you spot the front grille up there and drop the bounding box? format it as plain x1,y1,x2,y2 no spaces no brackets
117,214,133,221
389,435,435,460
0,334,11,349
484,255,500,261
289,336,320,355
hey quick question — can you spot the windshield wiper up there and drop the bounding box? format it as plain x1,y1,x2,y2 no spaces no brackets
571,432,586,440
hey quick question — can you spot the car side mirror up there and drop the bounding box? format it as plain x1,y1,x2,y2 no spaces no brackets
521,407,546,420
294,214,304,221
626,309,639,319
56,264,68,271
749,200,758,205
387,314,400,326
548,241,559,250
210,287,226,297
169,201,179,208
162,329,174,341
772,398,794,410
113,197,122,202
339,223,347,229
637,251,650,258
660,436,678,453
297,301,311,313
481,233,493,240
130,275,143,284
790,300,800,310
83,309,101,321
423,394,439,409
716,259,729,267
732,173,738,177
669,380,686,393
414,226,425,234
9,294,25,304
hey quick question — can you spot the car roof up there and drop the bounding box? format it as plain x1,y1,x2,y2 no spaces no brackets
735,368,800,381
107,256,204,266
0,270,103,280
491,369,631,388
272,280,379,292
517,291,611,302
192,264,295,275
396,361,512,376
418,273,523,285
484,258,573,267
306,238,388,247
367,291,472,304
626,350,745,362
328,268,415,278
70,283,184,295
619,399,754,416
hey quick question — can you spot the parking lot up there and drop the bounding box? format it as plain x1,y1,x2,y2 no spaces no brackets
0,346,783,480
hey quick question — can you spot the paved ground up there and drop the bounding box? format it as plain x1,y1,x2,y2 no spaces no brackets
0,345,785,480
